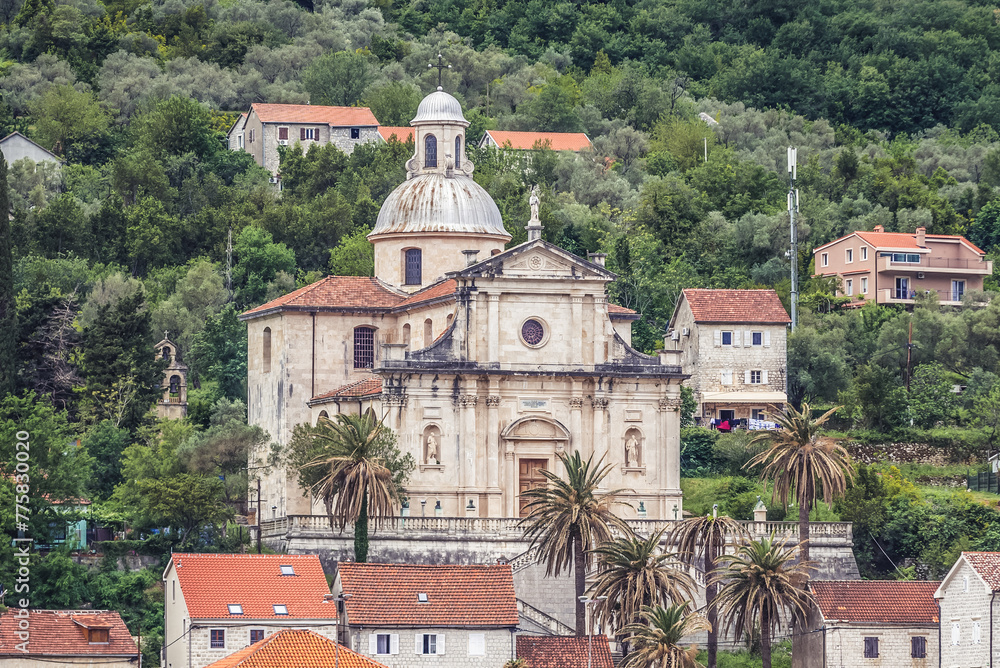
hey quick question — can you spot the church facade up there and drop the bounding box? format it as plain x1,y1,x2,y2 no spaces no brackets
240,88,687,521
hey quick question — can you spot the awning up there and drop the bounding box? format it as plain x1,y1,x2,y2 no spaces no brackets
700,391,787,404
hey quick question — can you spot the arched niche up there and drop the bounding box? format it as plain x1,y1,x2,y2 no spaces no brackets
501,416,571,452
422,424,442,465
623,426,644,470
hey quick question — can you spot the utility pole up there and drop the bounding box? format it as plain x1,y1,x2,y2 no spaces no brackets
226,226,233,302
787,147,799,331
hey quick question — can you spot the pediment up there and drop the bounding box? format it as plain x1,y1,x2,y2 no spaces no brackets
450,239,615,281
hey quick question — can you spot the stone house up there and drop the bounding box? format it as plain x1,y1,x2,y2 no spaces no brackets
203,629,386,668
334,562,519,668
479,130,593,152
813,225,992,306
797,580,939,668
161,554,340,668
240,87,686,522
0,132,61,166
234,104,381,175
155,336,187,420
666,289,790,422
0,609,138,668
516,635,614,668
935,551,1000,668
227,114,246,151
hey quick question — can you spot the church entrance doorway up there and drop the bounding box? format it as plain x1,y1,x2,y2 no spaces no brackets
518,459,548,517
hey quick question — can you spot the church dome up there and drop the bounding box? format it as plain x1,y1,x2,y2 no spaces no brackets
370,173,509,238
411,89,468,125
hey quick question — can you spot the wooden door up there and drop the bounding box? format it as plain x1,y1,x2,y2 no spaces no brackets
518,458,548,517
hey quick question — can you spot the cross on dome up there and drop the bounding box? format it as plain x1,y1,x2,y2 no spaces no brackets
428,53,451,90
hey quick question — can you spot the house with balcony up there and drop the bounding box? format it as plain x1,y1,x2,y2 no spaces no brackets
812,225,992,306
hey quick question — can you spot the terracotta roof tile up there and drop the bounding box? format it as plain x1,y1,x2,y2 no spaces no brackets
485,130,592,152
204,629,386,668
682,289,791,324
516,635,614,668
811,581,940,624
251,104,379,126
0,610,138,656
607,303,638,319
377,127,414,142
169,554,338,620
814,229,985,255
338,563,518,627
311,376,383,403
397,279,457,308
963,552,1000,590
240,276,405,318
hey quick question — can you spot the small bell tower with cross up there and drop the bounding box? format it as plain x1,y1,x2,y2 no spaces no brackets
154,333,189,420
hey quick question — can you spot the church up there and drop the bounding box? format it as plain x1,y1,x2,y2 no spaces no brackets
240,87,687,522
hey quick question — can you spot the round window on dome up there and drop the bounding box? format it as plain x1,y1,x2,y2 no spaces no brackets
520,318,547,347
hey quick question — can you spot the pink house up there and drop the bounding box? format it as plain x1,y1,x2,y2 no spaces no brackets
812,226,992,306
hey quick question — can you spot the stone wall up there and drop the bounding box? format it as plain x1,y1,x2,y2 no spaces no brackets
179,624,338,668
348,627,514,668
822,624,937,668
938,558,998,668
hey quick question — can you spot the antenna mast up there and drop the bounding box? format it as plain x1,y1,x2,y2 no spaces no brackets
787,147,799,331
226,226,233,302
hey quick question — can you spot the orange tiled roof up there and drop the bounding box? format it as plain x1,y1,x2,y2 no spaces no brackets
682,289,791,324
169,554,339,620
811,581,940,624
607,303,637,318
377,126,414,142
814,229,985,255
311,376,383,403
338,562,518,627
963,552,1000,590
397,279,457,308
251,104,379,126
485,130,592,152
240,276,405,318
0,610,138,656
204,629,386,668
517,635,614,668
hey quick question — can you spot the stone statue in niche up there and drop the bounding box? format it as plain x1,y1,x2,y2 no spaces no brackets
625,434,640,468
426,431,439,464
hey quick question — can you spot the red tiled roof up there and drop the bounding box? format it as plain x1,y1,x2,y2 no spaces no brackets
682,289,791,324
607,303,637,318
485,130,592,152
251,104,379,126
814,229,985,255
169,554,338,620
204,629,386,668
338,562,518,627
963,552,1000,591
397,279,457,308
0,610,138,656
377,126,414,142
241,276,404,318
311,376,383,403
811,581,940,624
517,635,614,668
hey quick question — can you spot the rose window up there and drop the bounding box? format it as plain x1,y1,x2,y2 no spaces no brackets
521,319,544,346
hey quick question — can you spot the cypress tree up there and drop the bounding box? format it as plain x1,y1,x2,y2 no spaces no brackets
0,156,16,397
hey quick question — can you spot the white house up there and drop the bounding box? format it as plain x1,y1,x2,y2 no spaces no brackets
935,551,1000,668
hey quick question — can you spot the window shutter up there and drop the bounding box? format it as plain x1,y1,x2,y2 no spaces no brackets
369,635,377,655
436,634,445,655
733,331,742,347
764,331,771,347
974,621,981,643
315,127,321,140
390,634,399,655
762,370,768,384
744,370,751,385
952,622,960,645
744,330,752,345
415,634,423,654
714,330,721,347
720,370,730,385
300,128,305,140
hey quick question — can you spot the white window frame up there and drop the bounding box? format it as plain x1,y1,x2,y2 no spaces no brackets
273,604,288,615
416,633,444,655
227,604,243,615
721,331,733,346
846,248,853,264
861,246,868,261
845,279,853,296
861,277,868,294
821,252,829,267
748,370,763,385
751,331,763,346
210,629,225,649
371,633,399,655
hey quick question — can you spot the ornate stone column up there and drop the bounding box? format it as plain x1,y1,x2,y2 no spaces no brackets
459,385,478,494
569,394,584,457
592,394,609,465
488,293,500,364
659,394,683,518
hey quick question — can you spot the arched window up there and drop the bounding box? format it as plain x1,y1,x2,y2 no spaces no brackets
405,248,422,285
446,313,453,327
424,134,437,168
318,410,329,423
354,326,375,369
455,136,462,168
262,327,271,373
161,346,171,360
402,323,411,346
423,319,433,347
169,375,181,394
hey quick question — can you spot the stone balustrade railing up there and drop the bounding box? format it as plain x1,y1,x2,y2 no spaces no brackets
259,515,852,543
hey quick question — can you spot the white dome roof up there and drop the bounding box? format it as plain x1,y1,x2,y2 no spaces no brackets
411,89,468,125
370,174,509,238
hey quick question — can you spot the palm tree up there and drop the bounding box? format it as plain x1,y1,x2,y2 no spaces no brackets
306,408,400,562
519,450,630,636
670,513,749,668
620,602,710,668
713,536,815,668
746,403,853,564
590,528,696,639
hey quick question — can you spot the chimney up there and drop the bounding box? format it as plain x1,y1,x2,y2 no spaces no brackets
873,224,884,233
462,249,480,266
916,226,926,247
588,252,607,268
